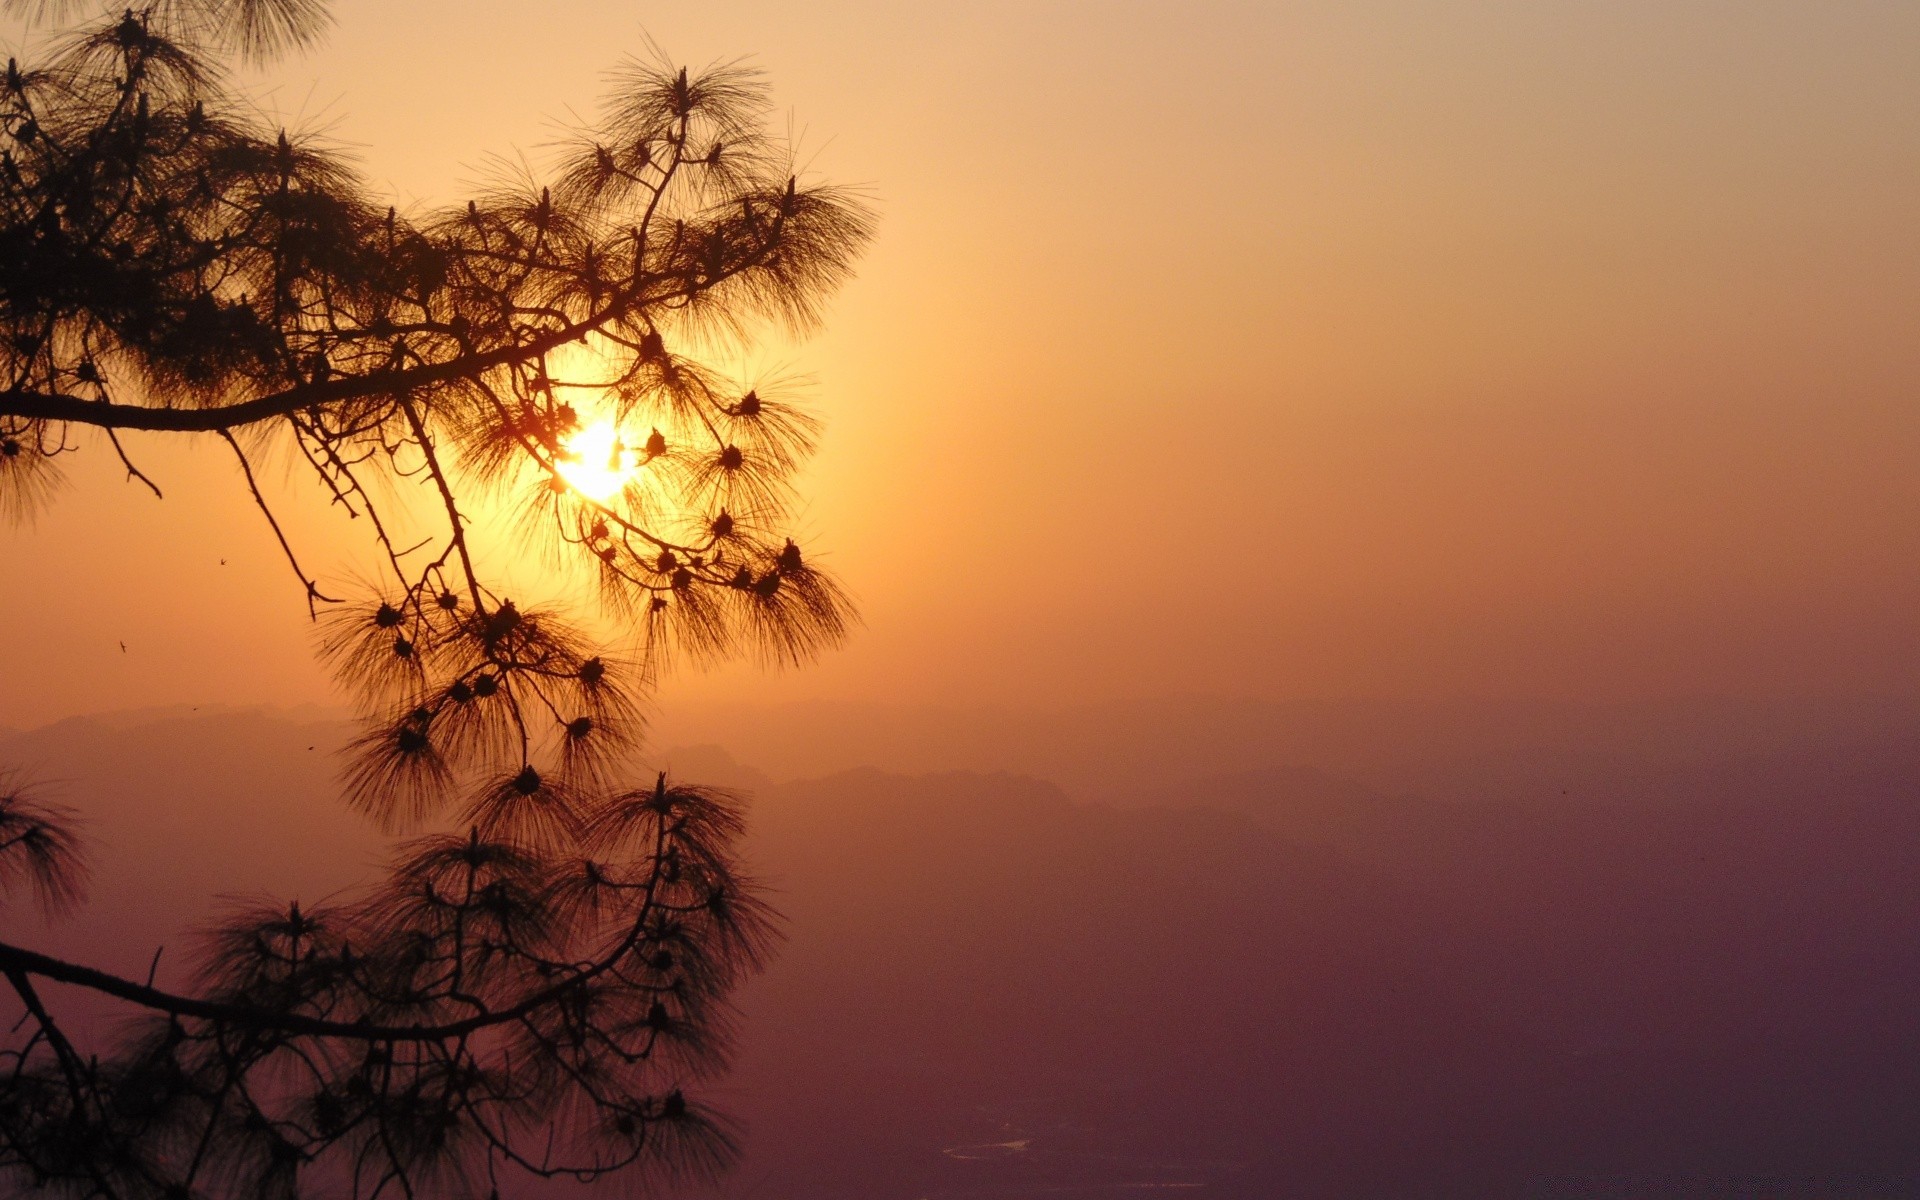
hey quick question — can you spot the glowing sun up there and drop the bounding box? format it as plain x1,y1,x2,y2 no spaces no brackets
555,419,638,503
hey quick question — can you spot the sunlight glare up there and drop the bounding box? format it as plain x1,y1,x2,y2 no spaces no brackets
556,419,636,503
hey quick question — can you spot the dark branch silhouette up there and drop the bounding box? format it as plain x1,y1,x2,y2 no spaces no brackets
0,0,870,1194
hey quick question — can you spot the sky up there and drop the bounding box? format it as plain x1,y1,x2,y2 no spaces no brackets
4,0,1919,728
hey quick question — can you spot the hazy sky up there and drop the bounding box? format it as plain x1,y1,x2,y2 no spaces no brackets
4,0,1919,727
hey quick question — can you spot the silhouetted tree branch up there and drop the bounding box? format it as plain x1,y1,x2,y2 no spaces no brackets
0,0,870,1194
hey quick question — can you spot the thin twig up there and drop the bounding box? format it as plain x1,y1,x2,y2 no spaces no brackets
218,428,341,617
103,426,162,498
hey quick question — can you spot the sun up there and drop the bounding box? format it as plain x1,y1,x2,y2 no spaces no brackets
555,419,637,503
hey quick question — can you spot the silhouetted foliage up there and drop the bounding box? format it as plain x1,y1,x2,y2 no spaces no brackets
0,0,869,1194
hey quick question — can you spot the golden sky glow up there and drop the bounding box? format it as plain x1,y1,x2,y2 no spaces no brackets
3,0,1919,725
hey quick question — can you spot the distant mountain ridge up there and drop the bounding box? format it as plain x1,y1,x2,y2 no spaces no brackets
650,690,1920,801
6,708,1920,1196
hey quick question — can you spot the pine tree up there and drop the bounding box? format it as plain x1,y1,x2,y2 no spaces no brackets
0,0,870,1193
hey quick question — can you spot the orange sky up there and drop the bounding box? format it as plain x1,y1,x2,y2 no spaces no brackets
4,0,1919,727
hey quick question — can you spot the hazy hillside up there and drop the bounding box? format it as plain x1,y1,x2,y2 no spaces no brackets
0,709,378,998
5,709,1920,1197
651,692,1920,802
